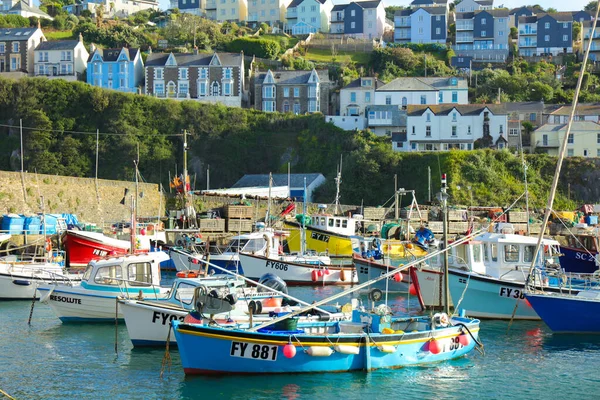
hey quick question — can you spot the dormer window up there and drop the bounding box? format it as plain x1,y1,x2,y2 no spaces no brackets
450,77,457,86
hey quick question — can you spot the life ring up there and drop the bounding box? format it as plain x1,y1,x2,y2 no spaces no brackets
372,238,381,249
45,238,52,252
433,312,450,328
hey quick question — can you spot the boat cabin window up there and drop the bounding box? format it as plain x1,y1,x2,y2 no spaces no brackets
524,245,535,263
328,219,334,227
483,244,489,262
94,265,122,285
244,238,266,253
504,245,519,263
174,281,196,305
320,217,326,225
490,244,498,262
472,244,482,263
225,239,249,252
127,262,152,286
82,265,94,281
455,245,467,264
335,219,341,228
342,220,348,228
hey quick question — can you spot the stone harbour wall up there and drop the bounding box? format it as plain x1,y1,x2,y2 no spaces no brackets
0,171,163,227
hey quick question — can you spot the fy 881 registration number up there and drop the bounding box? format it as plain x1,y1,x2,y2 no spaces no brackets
230,341,278,361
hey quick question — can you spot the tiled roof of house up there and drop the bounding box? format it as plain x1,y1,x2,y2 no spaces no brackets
377,77,466,92
509,5,543,15
342,77,385,90
232,173,324,188
411,0,447,5
145,52,243,67
353,0,381,8
36,40,79,51
538,12,574,22
288,0,326,8
332,4,346,11
9,1,52,18
255,69,330,85
416,6,447,15
475,0,493,6
395,9,412,16
518,15,537,23
87,47,139,62
0,27,40,41
406,104,507,116
476,9,508,17
456,12,474,19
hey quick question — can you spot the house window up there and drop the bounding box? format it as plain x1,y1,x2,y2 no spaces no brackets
545,22,550,29
284,87,289,97
584,149,589,157
468,126,471,135
156,68,164,79
154,82,165,95
567,149,574,156
412,126,415,135
368,22,372,28
481,30,487,37
283,101,290,112
481,18,486,25
563,35,568,42
436,27,440,35
418,28,423,34
351,22,355,28
365,92,371,102
350,92,356,102
362,79,372,87
61,51,72,61
530,113,536,122
498,30,504,36
402,97,407,109
420,95,426,104
224,68,232,79
452,112,457,122
179,81,189,96
300,5,304,11
568,133,574,144
499,125,503,134
0,43,4,53
597,133,600,144
509,128,519,136
263,101,275,112
199,68,208,79
452,91,458,103
563,22,568,29
199,82,207,96
263,86,275,98
294,87,299,97
119,78,126,88
386,96,391,105
181,68,188,80
418,15,423,22
411,142,417,150
351,9,355,16
426,126,431,137
10,55,20,71
293,102,300,114
452,126,457,136
311,5,316,11
223,82,231,95
426,113,431,122
545,35,550,42
12,42,19,52
438,92,443,103
436,15,441,21
308,100,318,113
543,134,548,146
597,149,600,157
311,17,316,23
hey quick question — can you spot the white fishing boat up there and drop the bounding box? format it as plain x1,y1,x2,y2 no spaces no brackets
38,251,171,322
0,253,82,300
239,252,357,285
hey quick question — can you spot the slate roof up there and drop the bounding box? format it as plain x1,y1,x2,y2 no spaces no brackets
535,121,600,132
456,12,474,19
406,104,507,116
411,0,447,5
377,77,467,92
549,104,600,116
342,77,385,90
255,69,330,85
475,0,493,6
36,40,80,51
505,101,544,113
288,0,326,8
354,0,381,8
145,52,243,67
476,9,508,17
332,4,346,11
518,15,537,24
395,9,412,16
509,5,543,15
87,47,139,62
538,12,574,22
415,6,447,15
8,1,52,18
0,27,39,41
232,173,324,188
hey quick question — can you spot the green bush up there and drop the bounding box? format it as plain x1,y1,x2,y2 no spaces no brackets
226,37,281,59
0,15,30,28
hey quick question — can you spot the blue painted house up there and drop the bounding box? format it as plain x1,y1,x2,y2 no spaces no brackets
329,0,385,38
86,46,144,93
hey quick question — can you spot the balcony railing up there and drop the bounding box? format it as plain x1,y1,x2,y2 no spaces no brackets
456,34,474,43
518,41,537,47
456,22,474,31
519,29,537,35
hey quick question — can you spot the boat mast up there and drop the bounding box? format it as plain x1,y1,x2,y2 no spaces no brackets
526,5,599,281
183,129,188,229
440,174,450,314
266,172,272,229
518,128,530,235
301,177,307,255
334,156,342,215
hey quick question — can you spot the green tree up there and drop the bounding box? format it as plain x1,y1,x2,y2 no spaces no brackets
584,1,598,12
573,21,582,42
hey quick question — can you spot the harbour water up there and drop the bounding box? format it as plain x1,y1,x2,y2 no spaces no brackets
2,285,600,399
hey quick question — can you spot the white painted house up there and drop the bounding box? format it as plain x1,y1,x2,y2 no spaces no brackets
455,0,493,13
339,76,385,116
34,34,88,81
285,0,332,33
398,104,508,152
374,76,468,109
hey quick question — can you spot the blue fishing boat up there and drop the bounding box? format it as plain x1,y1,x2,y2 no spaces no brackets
172,309,481,374
525,290,600,333
557,229,599,274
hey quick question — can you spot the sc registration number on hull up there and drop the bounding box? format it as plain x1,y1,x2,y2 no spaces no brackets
230,341,278,361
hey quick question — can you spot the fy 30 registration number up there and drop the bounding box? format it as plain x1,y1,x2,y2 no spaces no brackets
230,341,278,361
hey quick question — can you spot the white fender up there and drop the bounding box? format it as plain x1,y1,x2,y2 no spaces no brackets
334,345,360,355
377,345,396,353
306,346,334,357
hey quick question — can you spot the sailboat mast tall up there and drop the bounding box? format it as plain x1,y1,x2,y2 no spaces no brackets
267,172,272,228
301,177,307,255
334,156,342,215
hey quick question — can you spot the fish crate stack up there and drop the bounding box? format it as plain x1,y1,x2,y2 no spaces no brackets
448,210,468,233
225,205,254,232
197,218,226,233
362,207,388,221
399,209,429,222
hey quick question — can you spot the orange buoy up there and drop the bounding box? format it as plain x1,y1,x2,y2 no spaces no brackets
428,339,441,354
409,283,417,296
340,269,347,282
262,297,282,307
311,270,319,282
